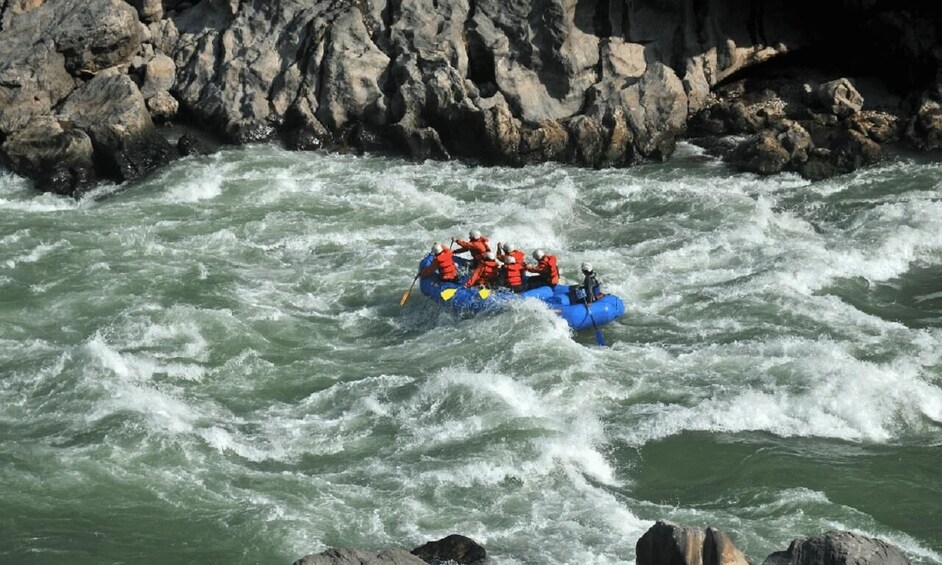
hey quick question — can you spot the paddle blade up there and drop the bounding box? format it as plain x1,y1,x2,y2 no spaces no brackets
478,288,491,299
400,275,419,306
440,288,458,301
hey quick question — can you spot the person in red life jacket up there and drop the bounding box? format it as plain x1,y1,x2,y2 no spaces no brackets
465,251,500,288
453,229,490,267
501,255,526,293
525,248,559,289
419,243,458,282
496,242,526,268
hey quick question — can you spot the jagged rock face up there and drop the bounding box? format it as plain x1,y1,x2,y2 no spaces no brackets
160,0,940,173
164,0,701,165
1,0,940,192
0,0,174,194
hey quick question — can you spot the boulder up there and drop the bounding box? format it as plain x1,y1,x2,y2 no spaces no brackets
762,531,909,565
50,0,141,76
637,520,707,565
127,0,163,23
293,548,428,565
828,128,882,172
146,90,180,122
623,63,689,160
812,79,864,119
728,120,813,176
519,120,569,164
410,534,488,565
567,115,606,167
705,527,751,565
905,96,942,151
729,131,790,175
0,41,75,135
142,53,176,98
636,520,750,565
0,115,95,195
847,111,903,143
176,133,212,157
59,72,175,182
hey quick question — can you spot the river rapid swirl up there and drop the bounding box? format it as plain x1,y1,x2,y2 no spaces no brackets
1,144,940,564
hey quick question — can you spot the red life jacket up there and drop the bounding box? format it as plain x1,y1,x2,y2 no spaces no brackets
457,237,490,263
420,248,457,281
500,248,526,266
435,248,457,280
467,259,499,287
533,255,559,285
546,255,559,284
471,237,490,262
503,262,525,287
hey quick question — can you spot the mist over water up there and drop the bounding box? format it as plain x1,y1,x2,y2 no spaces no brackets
1,145,940,565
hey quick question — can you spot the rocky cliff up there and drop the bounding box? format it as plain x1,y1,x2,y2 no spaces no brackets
1,0,940,194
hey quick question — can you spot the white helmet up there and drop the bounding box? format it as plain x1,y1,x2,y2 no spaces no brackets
432,243,444,254
505,256,516,264
484,251,496,261
532,249,545,260
469,229,482,240
581,262,593,273
500,242,511,252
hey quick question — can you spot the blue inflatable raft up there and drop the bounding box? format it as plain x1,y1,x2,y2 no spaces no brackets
417,254,625,331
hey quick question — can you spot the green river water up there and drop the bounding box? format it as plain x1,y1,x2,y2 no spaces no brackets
1,144,940,564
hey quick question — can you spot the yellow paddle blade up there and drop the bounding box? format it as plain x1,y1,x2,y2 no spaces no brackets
440,288,458,301
478,288,491,299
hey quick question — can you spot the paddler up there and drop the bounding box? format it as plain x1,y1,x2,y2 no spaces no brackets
525,248,559,289
453,229,490,268
465,251,500,288
496,242,526,268
576,262,603,303
501,255,526,293
420,243,458,282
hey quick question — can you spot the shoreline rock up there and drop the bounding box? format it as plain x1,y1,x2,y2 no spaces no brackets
1,1,941,195
295,523,910,565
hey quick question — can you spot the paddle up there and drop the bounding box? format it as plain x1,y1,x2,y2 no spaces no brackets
582,294,606,347
400,273,420,306
441,287,490,301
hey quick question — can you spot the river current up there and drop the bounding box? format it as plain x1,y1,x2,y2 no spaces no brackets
1,144,940,564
